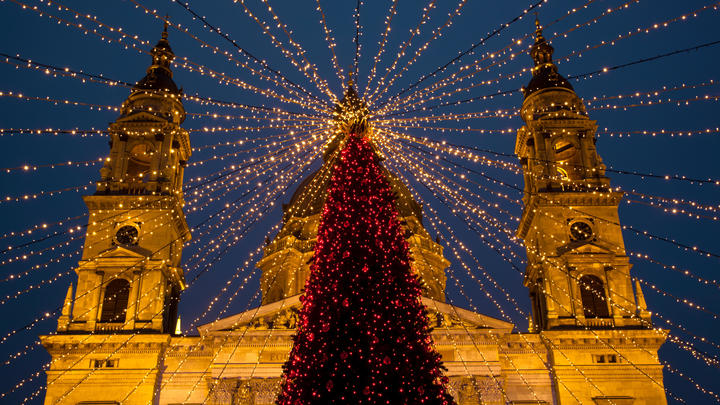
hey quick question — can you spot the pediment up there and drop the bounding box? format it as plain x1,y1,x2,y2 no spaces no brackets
98,244,153,259
198,295,513,334
115,111,168,124
556,238,617,256
421,297,514,332
198,295,302,334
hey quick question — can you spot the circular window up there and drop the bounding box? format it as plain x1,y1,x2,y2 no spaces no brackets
115,224,140,245
569,221,593,242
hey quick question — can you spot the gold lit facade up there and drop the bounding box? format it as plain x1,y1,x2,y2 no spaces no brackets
41,23,667,405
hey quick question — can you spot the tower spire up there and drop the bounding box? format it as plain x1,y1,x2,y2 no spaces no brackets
524,17,573,98
347,66,354,87
534,12,543,41
162,15,169,40
130,20,179,94
530,16,553,67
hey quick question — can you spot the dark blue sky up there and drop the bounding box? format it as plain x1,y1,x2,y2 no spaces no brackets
0,0,719,403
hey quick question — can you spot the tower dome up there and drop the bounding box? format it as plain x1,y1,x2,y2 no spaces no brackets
118,21,185,125
521,19,587,123
257,80,448,304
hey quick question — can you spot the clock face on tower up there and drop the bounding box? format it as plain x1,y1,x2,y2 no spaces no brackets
569,220,593,242
114,224,140,245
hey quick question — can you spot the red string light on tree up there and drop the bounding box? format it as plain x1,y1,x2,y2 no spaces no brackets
277,134,455,404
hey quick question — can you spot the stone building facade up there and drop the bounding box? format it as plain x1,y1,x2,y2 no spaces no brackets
41,22,667,405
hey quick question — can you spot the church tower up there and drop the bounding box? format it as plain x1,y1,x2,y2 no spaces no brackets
41,24,191,404
515,20,667,404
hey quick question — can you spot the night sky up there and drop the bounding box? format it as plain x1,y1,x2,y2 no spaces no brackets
0,0,719,403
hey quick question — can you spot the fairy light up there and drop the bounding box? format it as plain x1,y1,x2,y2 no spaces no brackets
2,133,320,343
383,0,550,105
19,120,330,400
121,141,327,402
22,0,330,113
0,1,336,400
382,0,710,116
392,136,720,258
180,143,323,279
189,132,319,167
353,0,363,83
1,157,104,173
376,21,537,113
588,93,720,112
2,44,325,119
0,2,714,400
0,214,85,242
369,0,469,105
386,137,520,228
71,0,327,110
415,133,720,189
167,150,340,404
0,51,130,88
364,0,398,92
385,154,608,403
1,89,323,139
160,0,328,108
0,90,120,112
561,2,720,77
590,78,718,103
365,0,438,104
634,275,720,320
259,0,338,99
0,180,95,205
626,196,720,222
397,137,720,294
630,251,720,289
386,76,719,120
385,155,694,403
314,0,345,88
24,168,305,401
385,130,720,377
230,0,336,102
598,127,720,138
2,12,328,124
0,128,106,138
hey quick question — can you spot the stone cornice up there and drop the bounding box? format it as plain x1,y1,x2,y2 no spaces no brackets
518,191,623,239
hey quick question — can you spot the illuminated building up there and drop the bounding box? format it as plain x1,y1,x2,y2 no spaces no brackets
40,22,667,405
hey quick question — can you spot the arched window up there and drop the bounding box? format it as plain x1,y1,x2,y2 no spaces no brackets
579,275,610,318
100,279,130,322
125,143,153,182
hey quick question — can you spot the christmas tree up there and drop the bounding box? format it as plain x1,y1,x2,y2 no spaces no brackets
276,134,455,404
